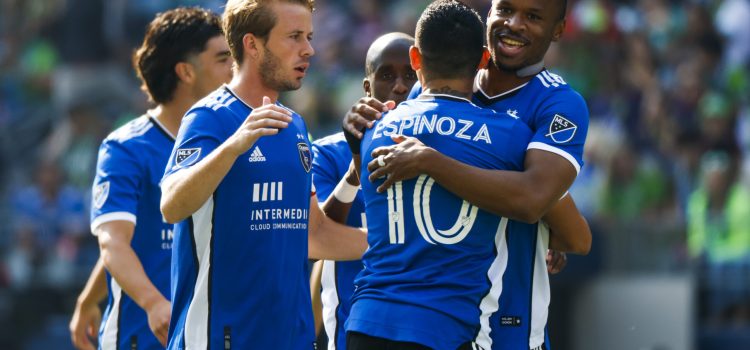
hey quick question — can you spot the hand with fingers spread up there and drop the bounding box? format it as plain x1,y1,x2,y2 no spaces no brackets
342,97,396,154
145,297,171,347
226,96,292,157
367,134,434,193
546,249,567,274
69,301,101,350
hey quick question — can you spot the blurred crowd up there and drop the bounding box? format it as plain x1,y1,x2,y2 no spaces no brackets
0,0,749,348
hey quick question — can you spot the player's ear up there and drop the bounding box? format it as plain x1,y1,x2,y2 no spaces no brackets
478,47,490,70
551,19,565,42
243,33,261,61
175,61,195,84
409,46,422,72
363,78,372,97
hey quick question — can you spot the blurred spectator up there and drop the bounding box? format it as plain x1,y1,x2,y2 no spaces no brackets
6,160,88,289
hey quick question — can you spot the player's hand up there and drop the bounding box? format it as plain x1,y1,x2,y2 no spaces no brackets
69,300,101,350
146,298,171,347
546,249,567,274
342,97,395,139
367,135,431,193
226,96,291,156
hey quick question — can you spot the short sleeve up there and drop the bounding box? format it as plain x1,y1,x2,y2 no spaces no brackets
163,108,229,180
90,140,142,233
528,89,589,173
311,143,343,202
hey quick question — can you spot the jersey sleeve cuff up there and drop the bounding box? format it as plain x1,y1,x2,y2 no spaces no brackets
90,212,137,235
527,142,581,174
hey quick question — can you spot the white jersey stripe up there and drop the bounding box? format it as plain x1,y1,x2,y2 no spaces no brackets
541,71,559,87
90,211,137,234
527,142,581,174
529,223,551,349
185,198,215,350
475,218,510,349
100,278,122,350
321,260,339,350
535,74,551,88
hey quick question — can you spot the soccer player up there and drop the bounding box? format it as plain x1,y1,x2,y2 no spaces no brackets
346,0,590,348
346,1,540,349
312,32,417,350
158,1,367,349
68,7,233,350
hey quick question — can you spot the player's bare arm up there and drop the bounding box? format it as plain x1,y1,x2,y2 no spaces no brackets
320,160,360,223
367,135,577,223
96,221,170,346
69,258,107,350
543,194,591,255
161,96,291,223
308,194,367,261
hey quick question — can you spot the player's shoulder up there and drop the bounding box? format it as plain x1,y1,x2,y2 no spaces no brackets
190,86,238,114
104,114,155,145
312,132,350,158
532,70,585,102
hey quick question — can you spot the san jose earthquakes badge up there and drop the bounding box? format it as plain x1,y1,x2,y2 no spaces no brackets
93,181,110,209
546,114,577,143
175,148,201,168
297,142,312,173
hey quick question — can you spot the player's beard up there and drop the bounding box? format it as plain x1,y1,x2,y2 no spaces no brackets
259,44,300,92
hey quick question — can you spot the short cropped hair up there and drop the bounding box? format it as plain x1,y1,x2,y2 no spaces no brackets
133,7,223,104
415,0,485,80
223,0,315,65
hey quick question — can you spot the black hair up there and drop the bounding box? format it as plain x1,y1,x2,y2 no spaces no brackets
133,7,223,104
415,0,484,80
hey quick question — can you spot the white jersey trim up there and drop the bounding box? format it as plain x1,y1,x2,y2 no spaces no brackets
321,260,340,350
529,223,551,349
473,71,529,100
100,278,122,350
90,211,137,235
527,142,581,174
185,198,215,350
475,217,510,350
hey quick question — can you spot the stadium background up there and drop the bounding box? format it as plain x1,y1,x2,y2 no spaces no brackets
0,0,749,349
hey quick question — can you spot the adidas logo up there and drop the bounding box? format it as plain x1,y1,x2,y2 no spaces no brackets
248,147,266,162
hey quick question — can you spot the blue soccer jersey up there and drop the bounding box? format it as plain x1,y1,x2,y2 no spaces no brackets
311,133,365,350
349,94,533,350
91,114,175,350
163,86,316,350
409,70,589,349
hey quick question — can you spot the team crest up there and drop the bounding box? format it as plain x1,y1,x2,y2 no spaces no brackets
175,148,201,168
93,181,110,209
546,114,577,143
297,142,312,173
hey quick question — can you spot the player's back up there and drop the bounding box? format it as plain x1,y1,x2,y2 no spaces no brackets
164,86,315,349
350,93,532,350
93,115,175,350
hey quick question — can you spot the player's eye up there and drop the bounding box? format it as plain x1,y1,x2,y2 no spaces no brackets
406,72,417,80
527,13,541,21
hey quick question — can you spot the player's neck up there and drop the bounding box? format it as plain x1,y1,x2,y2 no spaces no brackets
152,100,189,137
228,70,280,108
480,63,536,96
422,78,473,100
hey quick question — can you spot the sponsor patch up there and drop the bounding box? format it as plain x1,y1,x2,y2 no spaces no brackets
248,146,266,162
546,114,577,143
298,142,312,173
93,181,110,209
500,316,522,327
175,148,201,168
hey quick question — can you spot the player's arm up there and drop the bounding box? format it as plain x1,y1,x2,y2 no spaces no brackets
69,257,107,350
320,160,360,223
96,220,170,346
161,97,291,223
367,135,575,223
308,195,367,261
310,260,324,336
543,194,591,255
